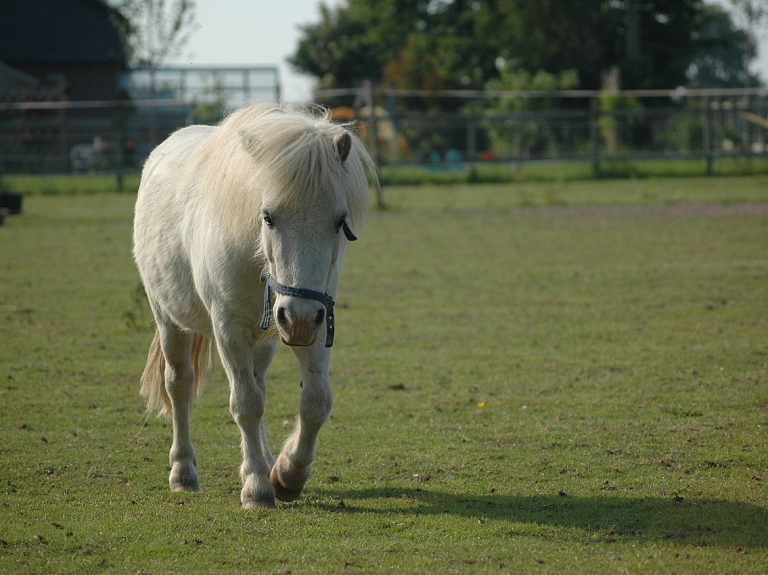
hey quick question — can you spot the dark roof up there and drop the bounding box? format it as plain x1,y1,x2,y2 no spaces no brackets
0,0,126,65
0,62,40,90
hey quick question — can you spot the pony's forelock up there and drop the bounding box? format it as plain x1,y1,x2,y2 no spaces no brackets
199,103,374,244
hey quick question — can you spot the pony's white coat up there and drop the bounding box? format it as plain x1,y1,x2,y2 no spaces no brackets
133,103,374,508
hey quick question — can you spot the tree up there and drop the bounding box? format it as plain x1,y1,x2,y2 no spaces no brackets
687,3,757,87
289,3,390,91
118,0,197,75
479,67,581,157
728,0,768,87
468,0,712,90
291,0,506,94
116,0,198,144
290,0,745,96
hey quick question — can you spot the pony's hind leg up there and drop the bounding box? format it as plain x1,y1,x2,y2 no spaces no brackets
157,323,200,492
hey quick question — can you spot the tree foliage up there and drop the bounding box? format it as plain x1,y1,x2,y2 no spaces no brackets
727,0,768,86
117,0,197,74
115,0,198,146
479,68,581,157
290,0,752,92
687,3,757,87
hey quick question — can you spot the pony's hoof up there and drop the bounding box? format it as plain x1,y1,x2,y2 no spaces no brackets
242,496,276,509
270,468,303,502
169,462,200,492
170,481,199,492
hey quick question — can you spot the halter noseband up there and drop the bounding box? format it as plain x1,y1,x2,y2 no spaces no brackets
260,272,337,347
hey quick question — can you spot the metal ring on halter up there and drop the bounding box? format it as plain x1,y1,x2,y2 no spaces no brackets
260,272,337,347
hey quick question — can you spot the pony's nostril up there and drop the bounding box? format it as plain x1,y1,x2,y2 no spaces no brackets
276,306,289,328
314,308,325,327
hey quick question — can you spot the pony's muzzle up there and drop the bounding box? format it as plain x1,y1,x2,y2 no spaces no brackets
275,299,326,346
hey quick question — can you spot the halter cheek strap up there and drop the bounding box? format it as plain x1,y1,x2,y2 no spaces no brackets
260,272,337,347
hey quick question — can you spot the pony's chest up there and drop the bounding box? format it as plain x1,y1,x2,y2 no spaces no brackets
199,258,265,310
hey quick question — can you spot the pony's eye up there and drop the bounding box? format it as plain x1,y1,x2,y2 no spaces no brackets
262,212,275,228
335,217,345,232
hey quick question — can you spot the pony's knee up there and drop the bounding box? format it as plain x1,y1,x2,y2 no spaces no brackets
300,388,333,426
230,389,265,425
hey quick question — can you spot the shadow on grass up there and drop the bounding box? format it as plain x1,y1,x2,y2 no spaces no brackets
307,487,767,548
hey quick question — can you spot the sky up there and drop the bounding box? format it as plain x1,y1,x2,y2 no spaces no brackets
162,0,768,102
166,0,343,101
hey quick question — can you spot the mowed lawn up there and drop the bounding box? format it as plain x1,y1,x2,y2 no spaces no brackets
0,178,767,574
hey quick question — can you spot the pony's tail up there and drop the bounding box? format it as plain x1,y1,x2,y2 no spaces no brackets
140,329,213,417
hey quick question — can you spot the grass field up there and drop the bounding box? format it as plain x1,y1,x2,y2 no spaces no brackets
4,155,768,195
377,156,768,186
1,178,767,573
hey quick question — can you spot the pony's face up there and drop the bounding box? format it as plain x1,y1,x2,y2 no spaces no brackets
259,184,352,347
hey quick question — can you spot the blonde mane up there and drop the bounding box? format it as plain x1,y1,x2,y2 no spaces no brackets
195,103,375,242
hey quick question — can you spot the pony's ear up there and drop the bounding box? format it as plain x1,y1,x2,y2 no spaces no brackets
342,221,358,241
335,131,352,163
239,129,259,155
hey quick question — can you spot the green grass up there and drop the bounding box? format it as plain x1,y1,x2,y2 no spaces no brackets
1,180,767,573
4,155,768,195
379,156,768,186
382,174,768,210
2,173,142,196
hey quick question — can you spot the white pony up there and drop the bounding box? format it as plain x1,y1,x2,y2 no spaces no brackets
133,103,375,508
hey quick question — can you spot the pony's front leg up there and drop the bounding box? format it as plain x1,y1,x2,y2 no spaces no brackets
252,341,278,471
270,345,333,502
214,322,276,509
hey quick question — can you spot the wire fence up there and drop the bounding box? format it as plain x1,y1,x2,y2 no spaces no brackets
1,87,767,177
0,97,189,175
316,86,768,176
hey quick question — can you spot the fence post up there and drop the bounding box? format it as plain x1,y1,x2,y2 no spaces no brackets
363,81,384,209
744,93,751,157
58,105,68,173
759,95,766,152
466,118,477,162
703,96,713,177
589,97,600,174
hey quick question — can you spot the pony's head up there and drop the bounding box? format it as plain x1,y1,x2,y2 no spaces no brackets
231,104,375,346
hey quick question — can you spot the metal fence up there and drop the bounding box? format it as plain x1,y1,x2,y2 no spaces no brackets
316,87,768,175
1,87,767,175
0,65,280,176
0,98,190,174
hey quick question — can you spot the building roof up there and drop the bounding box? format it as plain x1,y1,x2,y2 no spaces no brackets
0,61,40,91
0,0,126,65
